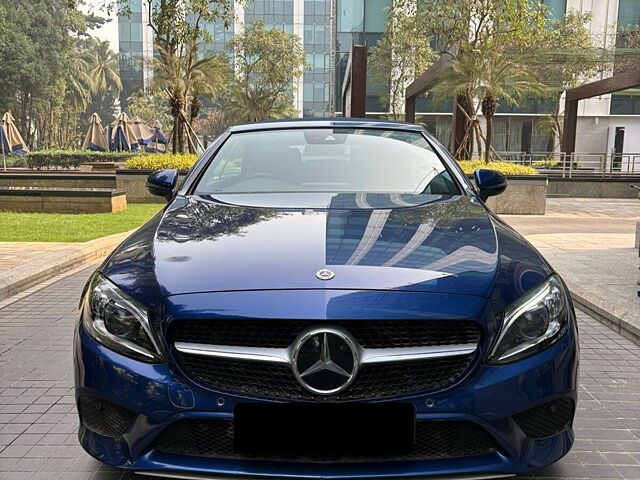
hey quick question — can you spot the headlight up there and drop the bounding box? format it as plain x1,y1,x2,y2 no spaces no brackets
488,275,570,365
81,273,164,363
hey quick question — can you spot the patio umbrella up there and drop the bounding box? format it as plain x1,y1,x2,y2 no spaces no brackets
81,113,108,151
131,115,155,146
109,112,139,152
145,120,168,153
1,112,29,171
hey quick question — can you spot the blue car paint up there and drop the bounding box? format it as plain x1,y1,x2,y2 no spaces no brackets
75,119,578,478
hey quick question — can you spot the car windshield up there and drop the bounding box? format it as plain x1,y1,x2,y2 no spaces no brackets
194,128,460,195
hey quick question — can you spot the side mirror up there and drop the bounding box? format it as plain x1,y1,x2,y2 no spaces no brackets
146,169,178,201
474,169,507,202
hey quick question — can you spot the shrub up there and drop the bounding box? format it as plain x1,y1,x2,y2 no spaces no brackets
23,150,136,170
532,159,558,168
1,154,27,168
457,160,538,176
125,153,199,171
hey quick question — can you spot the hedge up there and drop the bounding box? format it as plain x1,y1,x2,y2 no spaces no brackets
457,160,538,176
19,150,137,170
125,153,199,171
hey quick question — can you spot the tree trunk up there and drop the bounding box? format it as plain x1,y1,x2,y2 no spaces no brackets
481,95,498,164
172,115,179,154
484,114,493,163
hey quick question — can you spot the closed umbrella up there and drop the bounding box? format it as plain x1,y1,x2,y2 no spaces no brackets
131,116,154,146
110,112,139,152
1,112,29,171
81,113,108,151
145,120,168,153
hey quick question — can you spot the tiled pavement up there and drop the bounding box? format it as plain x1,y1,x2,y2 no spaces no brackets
0,243,73,274
504,198,640,343
0,268,638,479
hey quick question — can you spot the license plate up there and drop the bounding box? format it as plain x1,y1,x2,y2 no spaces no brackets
234,403,416,456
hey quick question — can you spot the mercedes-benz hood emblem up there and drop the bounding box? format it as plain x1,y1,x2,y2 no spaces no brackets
316,268,335,280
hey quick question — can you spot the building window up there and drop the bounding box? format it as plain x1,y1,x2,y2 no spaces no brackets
618,0,640,28
338,0,364,32
611,93,640,115
540,0,566,21
611,0,640,115
364,0,390,32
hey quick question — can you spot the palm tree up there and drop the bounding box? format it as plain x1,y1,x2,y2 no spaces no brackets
433,50,544,162
154,41,229,153
66,54,92,113
85,38,123,96
64,43,93,148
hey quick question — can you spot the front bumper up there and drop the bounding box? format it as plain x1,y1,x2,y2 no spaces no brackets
74,317,578,479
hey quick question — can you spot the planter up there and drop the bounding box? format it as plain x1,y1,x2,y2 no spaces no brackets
80,162,127,173
548,177,640,199
0,187,127,213
116,169,188,203
0,172,116,189
469,175,548,215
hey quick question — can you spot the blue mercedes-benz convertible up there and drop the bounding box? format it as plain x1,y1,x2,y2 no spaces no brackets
75,119,578,479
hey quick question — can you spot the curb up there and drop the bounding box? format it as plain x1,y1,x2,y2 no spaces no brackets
0,231,132,302
565,277,640,346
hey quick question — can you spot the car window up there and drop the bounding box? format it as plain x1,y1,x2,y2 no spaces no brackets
194,128,460,196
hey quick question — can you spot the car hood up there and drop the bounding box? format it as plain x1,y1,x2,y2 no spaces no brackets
101,193,551,309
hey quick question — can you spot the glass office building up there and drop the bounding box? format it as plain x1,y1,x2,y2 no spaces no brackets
117,0,334,117
117,0,638,153
117,0,145,107
611,0,640,114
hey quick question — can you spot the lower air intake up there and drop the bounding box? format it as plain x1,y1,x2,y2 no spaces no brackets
153,418,498,462
77,396,137,437
513,398,575,439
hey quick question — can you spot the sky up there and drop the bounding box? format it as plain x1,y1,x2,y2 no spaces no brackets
79,0,120,51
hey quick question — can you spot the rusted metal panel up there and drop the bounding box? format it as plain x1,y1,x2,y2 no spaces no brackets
341,45,367,118
562,70,640,154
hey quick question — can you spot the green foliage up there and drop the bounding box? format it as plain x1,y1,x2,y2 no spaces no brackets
457,160,539,176
369,5,435,120
114,0,239,153
433,50,544,162
125,153,199,171
23,150,136,170
2,155,28,168
114,0,238,47
225,20,308,123
402,0,548,55
127,90,172,131
84,37,122,95
0,0,88,148
193,108,234,139
532,159,559,168
0,204,164,242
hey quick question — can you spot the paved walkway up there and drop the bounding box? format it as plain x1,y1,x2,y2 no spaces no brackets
0,232,133,302
504,198,640,343
0,244,74,274
0,266,637,479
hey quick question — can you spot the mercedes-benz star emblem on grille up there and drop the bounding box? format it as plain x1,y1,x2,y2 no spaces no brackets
292,327,358,395
315,268,335,281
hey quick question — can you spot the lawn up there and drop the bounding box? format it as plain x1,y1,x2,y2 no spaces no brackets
0,204,164,242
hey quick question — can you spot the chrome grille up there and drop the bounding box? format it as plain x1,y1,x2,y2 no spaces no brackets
171,319,482,400
170,319,481,349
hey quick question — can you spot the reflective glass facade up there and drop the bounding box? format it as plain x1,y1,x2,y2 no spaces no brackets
303,0,331,117
118,0,144,106
540,0,566,21
245,0,294,31
611,0,640,115
334,0,391,113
